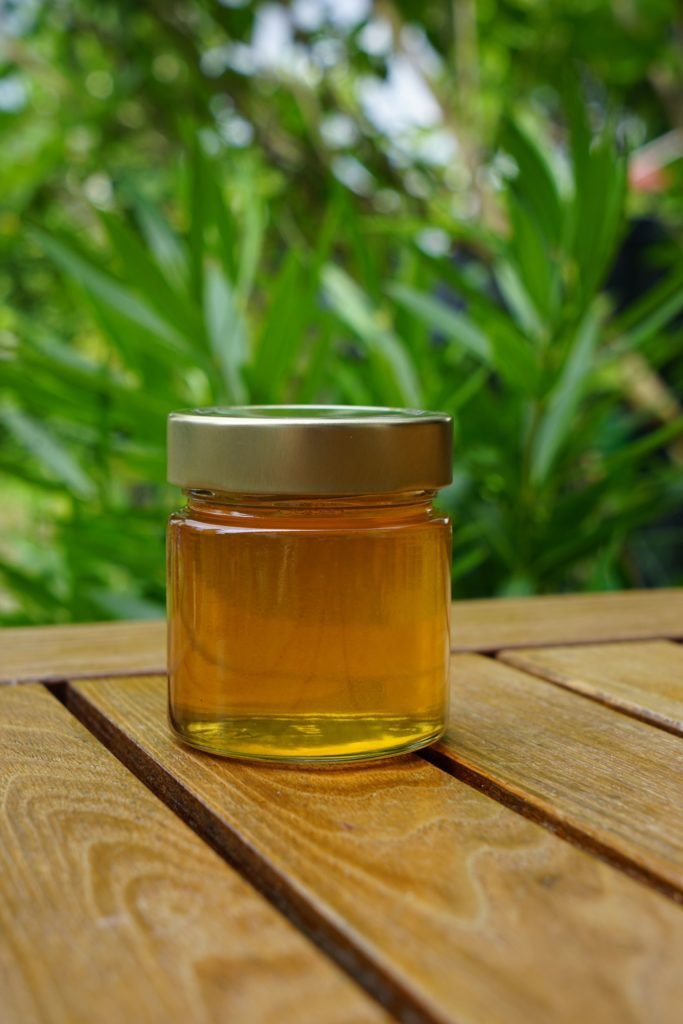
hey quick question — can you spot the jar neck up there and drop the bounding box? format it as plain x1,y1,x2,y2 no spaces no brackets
184,489,438,522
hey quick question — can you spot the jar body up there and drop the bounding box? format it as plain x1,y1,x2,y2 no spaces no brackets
167,491,451,764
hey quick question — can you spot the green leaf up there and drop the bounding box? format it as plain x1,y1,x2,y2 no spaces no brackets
102,213,202,342
498,573,536,596
607,415,683,469
27,332,115,381
442,365,487,415
82,289,201,379
389,282,539,390
588,138,627,296
501,117,564,246
0,453,67,491
0,557,60,616
207,175,238,284
567,120,627,307
488,319,541,391
506,191,557,322
388,283,491,361
493,260,544,339
562,72,592,203
187,136,207,302
237,192,266,303
252,251,311,400
203,262,248,403
612,264,683,335
0,407,96,499
615,286,683,353
18,330,171,425
135,197,189,292
332,360,375,405
452,545,487,580
295,322,335,403
33,231,191,356
322,265,421,406
89,588,165,620
531,306,601,483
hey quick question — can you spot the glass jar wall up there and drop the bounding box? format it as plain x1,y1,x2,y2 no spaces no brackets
166,406,453,764
167,489,451,763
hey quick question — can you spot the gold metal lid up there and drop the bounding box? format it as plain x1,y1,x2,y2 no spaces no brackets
167,406,453,495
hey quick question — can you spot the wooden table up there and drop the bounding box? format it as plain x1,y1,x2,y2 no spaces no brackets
2,589,682,1024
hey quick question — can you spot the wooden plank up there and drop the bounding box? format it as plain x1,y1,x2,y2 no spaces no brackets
67,674,683,1024
0,684,389,1024
428,654,683,898
499,641,683,736
452,588,683,651
3,588,682,683
0,620,166,684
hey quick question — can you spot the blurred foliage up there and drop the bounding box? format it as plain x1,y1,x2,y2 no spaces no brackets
1,0,683,623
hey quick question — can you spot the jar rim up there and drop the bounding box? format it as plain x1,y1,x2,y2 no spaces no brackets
168,405,453,496
171,404,449,425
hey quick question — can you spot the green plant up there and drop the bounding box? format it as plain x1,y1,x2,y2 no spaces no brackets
2,1,683,622
2,100,682,622
380,106,683,594
1,143,324,621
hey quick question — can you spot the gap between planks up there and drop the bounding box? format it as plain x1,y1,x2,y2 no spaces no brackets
419,747,682,905
45,682,433,1024
49,668,683,918
431,654,683,904
52,675,683,1024
48,671,683,913
1,683,391,1024
497,641,683,738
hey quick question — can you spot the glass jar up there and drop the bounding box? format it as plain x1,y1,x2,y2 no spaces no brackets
167,406,452,764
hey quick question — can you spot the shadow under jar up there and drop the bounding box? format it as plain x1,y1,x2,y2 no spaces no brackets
167,406,453,765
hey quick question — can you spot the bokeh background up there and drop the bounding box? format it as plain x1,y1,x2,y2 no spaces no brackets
1,0,683,624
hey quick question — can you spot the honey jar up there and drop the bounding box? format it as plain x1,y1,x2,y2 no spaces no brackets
167,406,452,763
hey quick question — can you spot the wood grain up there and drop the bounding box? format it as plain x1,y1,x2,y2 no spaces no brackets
499,641,683,736
451,588,683,651
0,684,388,1024
429,654,683,897
67,674,683,1024
3,588,682,684
0,620,166,684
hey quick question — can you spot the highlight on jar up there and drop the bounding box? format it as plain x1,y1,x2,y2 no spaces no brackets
166,405,453,765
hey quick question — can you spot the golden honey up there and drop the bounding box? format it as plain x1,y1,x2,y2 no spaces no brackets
167,407,452,764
